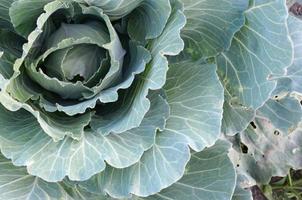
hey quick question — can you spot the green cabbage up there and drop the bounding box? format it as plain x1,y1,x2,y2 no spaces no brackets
0,0,299,199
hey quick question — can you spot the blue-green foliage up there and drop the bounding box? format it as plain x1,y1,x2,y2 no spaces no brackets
0,0,299,199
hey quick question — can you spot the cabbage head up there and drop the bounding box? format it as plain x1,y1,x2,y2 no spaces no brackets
0,0,298,199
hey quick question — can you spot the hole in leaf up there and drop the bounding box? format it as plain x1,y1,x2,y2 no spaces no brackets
250,121,257,129
240,142,248,154
274,130,280,136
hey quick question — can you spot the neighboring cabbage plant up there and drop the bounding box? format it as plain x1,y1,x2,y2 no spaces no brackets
0,0,299,199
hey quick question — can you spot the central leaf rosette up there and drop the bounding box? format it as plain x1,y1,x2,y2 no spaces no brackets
0,0,187,190
39,22,111,86
6,1,157,141
28,21,116,100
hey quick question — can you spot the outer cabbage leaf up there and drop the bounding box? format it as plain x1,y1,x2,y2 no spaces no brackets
0,28,26,79
9,0,53,37
181,0,249,59
219,0,293,136
0,0,15,30
75,0,143,20
274,15,302,96
232,95,302,186
143,140,236,200
163,60,224,151
127,0,171,42
0,154,73,200
62,183,109,200
0,153,115,200
0,28,25,58
218,0,293,109
0,52,14,79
